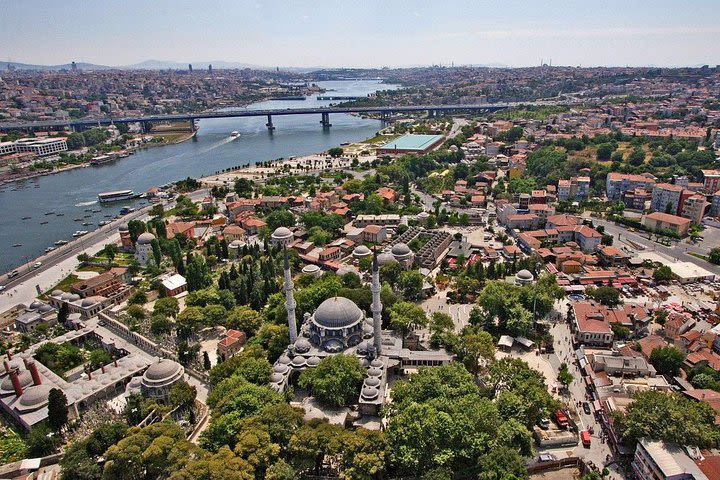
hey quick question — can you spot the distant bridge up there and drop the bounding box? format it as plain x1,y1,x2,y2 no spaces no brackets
0,102,553,132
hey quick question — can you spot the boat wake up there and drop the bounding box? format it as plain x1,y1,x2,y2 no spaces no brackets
75,200,98,207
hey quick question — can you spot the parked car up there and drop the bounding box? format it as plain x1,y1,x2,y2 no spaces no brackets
33,262,42,269
582,402,591,414
8,270,19,278
538,453,557,463
538,418,550,430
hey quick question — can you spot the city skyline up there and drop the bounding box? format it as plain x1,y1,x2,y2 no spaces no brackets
1,0,719,68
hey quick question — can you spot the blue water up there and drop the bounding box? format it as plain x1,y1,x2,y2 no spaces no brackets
0,80,397,274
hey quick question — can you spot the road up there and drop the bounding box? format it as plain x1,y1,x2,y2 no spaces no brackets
595,219,720,276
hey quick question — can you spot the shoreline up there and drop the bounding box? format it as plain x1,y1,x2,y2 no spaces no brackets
0,130,196,186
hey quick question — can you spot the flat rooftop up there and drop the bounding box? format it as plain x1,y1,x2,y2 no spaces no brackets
378,134,444,151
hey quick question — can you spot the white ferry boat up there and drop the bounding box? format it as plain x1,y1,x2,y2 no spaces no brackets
98,190,136,203
230,131,241,138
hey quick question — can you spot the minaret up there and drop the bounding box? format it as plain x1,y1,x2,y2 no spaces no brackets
283,247,298,343
371,250,383,355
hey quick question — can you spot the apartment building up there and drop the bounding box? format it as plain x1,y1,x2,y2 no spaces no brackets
642,212,691,237
13,137,67,156
650,183,683,214
680,195,708,224
606,172,656,201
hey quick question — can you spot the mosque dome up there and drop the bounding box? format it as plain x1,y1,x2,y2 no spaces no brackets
119,223,129,232
295,338,311,353
136,232,156,245
81,298,95,307
0,370,33,393
353,245,372,259
391,243,411,256
377,252,397,265
307,356,321,367
142,359,182,382
361,386,379,400
313,297,363,329
271,227,293,243
28,301,42,310
365,376,381,387
270,372,284,383
39,304,53,313
515,269,535,284
18,384,51,408
51,290,63,297
68,294,81,302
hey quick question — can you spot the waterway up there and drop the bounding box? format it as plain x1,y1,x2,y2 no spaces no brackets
0,80,397,274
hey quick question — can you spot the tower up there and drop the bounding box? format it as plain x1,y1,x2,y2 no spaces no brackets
272,226,297,344
371,250,382,355
283,248,298,343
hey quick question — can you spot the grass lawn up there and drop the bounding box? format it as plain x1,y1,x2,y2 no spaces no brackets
46,274,79,294
361,133,399,144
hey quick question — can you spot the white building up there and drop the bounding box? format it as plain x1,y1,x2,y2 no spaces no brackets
134,232,156,267
632,438,707,480
13,138,68,156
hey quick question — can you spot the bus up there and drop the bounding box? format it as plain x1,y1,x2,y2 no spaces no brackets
581,430,591,448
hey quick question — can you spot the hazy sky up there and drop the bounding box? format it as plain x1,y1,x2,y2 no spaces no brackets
1,0,719,68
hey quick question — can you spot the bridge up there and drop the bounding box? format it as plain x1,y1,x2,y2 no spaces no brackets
0,103,533,132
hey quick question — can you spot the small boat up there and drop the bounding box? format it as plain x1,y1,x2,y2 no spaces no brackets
92,209,101,213
82,222,92,226
83,215,91,218
56,213,64,217
72,230,89,237
54,240,68,246
99,220,110,226
44,211,55,215
45,247,55,253
230,131,240,138
74,218,82,221
40,221,48,225
21,216,31,220
84,209,93,212
12,243,21,247
104,214,112,218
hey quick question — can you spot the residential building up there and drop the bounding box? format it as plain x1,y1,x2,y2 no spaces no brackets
701,169,720,193
12,137,67,156
681,195,708,224
632,438,708,480
711,191,720,217
642,212,691,237
607,172,656,201
571,302,614,346
650,183,683,214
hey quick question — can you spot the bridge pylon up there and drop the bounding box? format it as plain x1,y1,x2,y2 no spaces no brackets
320,112,331,128
266,114,275,131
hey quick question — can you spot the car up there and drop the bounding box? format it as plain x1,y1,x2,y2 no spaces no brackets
33,262,42,269
8,270,19,278
582,402,591,414
538,453,557,463
538,418,550,429
0,285,5,292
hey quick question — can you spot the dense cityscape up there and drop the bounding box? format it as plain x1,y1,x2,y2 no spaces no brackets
1,2,720,480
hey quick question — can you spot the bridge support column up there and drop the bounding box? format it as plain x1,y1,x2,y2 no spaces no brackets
266,114,275,131
427,109,435,118
140,121,152,134
320,112,331,128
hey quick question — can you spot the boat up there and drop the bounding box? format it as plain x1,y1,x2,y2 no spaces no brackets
12,243,21,247
54,240,68,246
45,247,55,253
104,214,112,218
99,220,111,226
82,222,92,226
44,211,55,215
92,209,101,213
230,131,241,138
21,216,31,220
72,230,88,237
83,215,91,218
56,213,64,217
74,218,82,221
97,190,137,203
40,221,48,225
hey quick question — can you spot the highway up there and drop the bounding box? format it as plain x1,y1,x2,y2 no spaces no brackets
0,101,574,130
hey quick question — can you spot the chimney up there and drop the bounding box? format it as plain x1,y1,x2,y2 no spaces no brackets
7,350,12,360
101,364,105,374
113,356,118,367
85,367,92,380
9,367,23,397
3,360,10,374
25,360,41,386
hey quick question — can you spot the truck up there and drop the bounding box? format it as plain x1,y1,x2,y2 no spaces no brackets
553,410,569,429
581,430,591,448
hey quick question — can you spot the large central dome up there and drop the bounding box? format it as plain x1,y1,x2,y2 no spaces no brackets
313,297,364,329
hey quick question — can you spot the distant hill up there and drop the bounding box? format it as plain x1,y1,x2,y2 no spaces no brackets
0,59,309,72
0,61,113,71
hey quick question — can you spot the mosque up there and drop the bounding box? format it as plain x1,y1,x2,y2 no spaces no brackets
269,227,454,417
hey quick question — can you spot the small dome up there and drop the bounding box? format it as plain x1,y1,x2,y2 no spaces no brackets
516,269,534,281
28,301,42,310
377,253,397,265
229,239,244,247
270,372,284,383
61,292,73,301
370,358,384,368
19,384,51,408
367,367,382,377
363,323,374,338
51,290,63,297
0,370,32,392
302,264,321,274
119,223,129,232
68,294,81,302
323,338,344,353
295,338,311,353
353,245,372,257
137,232,156,245
39,304,53,313
313,297,363,329
365,376,381,387
356,340,371,354
81,298,96,307
361,386,379,400
391,243,411,256
143,359,181,381
271,227,293,242
307,356,321,367
273,363,289,374
291,356,307,368
277,354,291,365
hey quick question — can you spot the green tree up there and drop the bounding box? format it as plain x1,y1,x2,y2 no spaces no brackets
613,390,720,447
397,270,424,300
234,178,254,198
26,424,59,457
264,210,295,232
298,355,365,407
586,285,621,307
649,346,686,375
558,363,574,388
48,388,69,432
389,301,428,337
709,247,720,265
457,327,495,376
154,297,180,318
169,381,197,409
328,147,344,158
101,243,118,267
308,226,332,246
